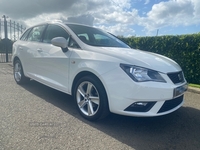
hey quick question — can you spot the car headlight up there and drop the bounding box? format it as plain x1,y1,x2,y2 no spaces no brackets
120,64,166,82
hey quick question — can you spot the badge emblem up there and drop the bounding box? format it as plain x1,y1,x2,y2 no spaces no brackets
178,73,182,81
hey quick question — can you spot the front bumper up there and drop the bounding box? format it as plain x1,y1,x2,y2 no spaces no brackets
124,95,184,114
101,67,187,117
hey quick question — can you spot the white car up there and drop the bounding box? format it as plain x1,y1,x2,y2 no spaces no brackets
12,21,188,121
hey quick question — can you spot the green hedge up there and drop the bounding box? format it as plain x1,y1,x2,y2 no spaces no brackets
119,34,200,84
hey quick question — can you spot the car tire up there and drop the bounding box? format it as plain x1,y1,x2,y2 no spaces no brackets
13,59,29,84
74,75,109,121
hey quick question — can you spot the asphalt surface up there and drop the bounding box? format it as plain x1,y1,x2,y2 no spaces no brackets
0,63,200,150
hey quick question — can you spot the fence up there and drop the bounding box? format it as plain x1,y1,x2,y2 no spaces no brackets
0,15,26,62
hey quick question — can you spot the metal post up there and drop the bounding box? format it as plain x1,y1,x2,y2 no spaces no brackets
14,21,16,41
10,20,12,40
156,29,159,36
0,19,1,39
21,25,23,34
2,15,8,62
17,23,19,39
3,15,8,39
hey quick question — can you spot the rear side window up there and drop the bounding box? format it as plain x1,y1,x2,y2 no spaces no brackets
27,25,46,42
20,28,31,41
43,24,70,44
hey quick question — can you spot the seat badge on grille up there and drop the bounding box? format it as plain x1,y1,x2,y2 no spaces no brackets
178,73,182,81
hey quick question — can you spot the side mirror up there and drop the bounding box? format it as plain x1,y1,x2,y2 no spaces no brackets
51,37,68,52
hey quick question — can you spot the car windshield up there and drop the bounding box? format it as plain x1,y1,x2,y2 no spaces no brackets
66,24,129,48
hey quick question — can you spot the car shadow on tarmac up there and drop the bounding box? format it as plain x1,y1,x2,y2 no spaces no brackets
21,80,200,150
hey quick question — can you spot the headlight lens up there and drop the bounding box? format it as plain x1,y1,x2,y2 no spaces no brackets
120,64,166,82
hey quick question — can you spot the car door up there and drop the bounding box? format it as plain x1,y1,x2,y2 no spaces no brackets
25,24,47,77
16,28,32,74
36,24,72,93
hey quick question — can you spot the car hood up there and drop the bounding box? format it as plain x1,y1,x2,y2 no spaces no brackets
87,47,181,73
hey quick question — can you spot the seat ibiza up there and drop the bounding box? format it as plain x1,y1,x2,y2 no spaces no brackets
12,21,187,121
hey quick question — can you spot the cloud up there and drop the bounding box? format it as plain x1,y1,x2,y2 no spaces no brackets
1,0,200,36
144,0,150,5
23,13,64,27
141,0,200,32
0,0,77,19
94,9,139,25
192,0,200,17
66,14,95,26
20,0,137,36
0,0,108,23
97,24,135,36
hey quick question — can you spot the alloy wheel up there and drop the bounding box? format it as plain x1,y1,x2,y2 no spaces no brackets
76,81,100,116
14,62,22,82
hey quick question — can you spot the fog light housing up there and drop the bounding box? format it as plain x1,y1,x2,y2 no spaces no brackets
174,83,188,98
124,102,156,112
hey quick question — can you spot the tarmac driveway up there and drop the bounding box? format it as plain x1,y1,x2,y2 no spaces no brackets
0,63,200,150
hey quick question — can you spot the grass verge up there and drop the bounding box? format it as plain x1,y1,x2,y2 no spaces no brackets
189,84,200,89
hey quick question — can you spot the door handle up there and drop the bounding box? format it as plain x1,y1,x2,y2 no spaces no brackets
37,48,43,52
19,47,23,51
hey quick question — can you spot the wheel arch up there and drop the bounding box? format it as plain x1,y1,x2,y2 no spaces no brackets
71,71,109,105
13,56,20,65
72,71,101,94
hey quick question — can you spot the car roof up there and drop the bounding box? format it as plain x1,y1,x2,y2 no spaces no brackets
27,20,93,28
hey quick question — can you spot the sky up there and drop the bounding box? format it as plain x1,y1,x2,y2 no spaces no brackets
0,0,200,37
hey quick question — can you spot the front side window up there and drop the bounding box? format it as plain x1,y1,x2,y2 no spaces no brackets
43,24,70,44
68,38,80,48
27,25,46,42
94,34,110,45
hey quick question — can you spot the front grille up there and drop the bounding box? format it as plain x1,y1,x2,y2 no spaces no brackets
158,95,183,113
167,71,185,84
